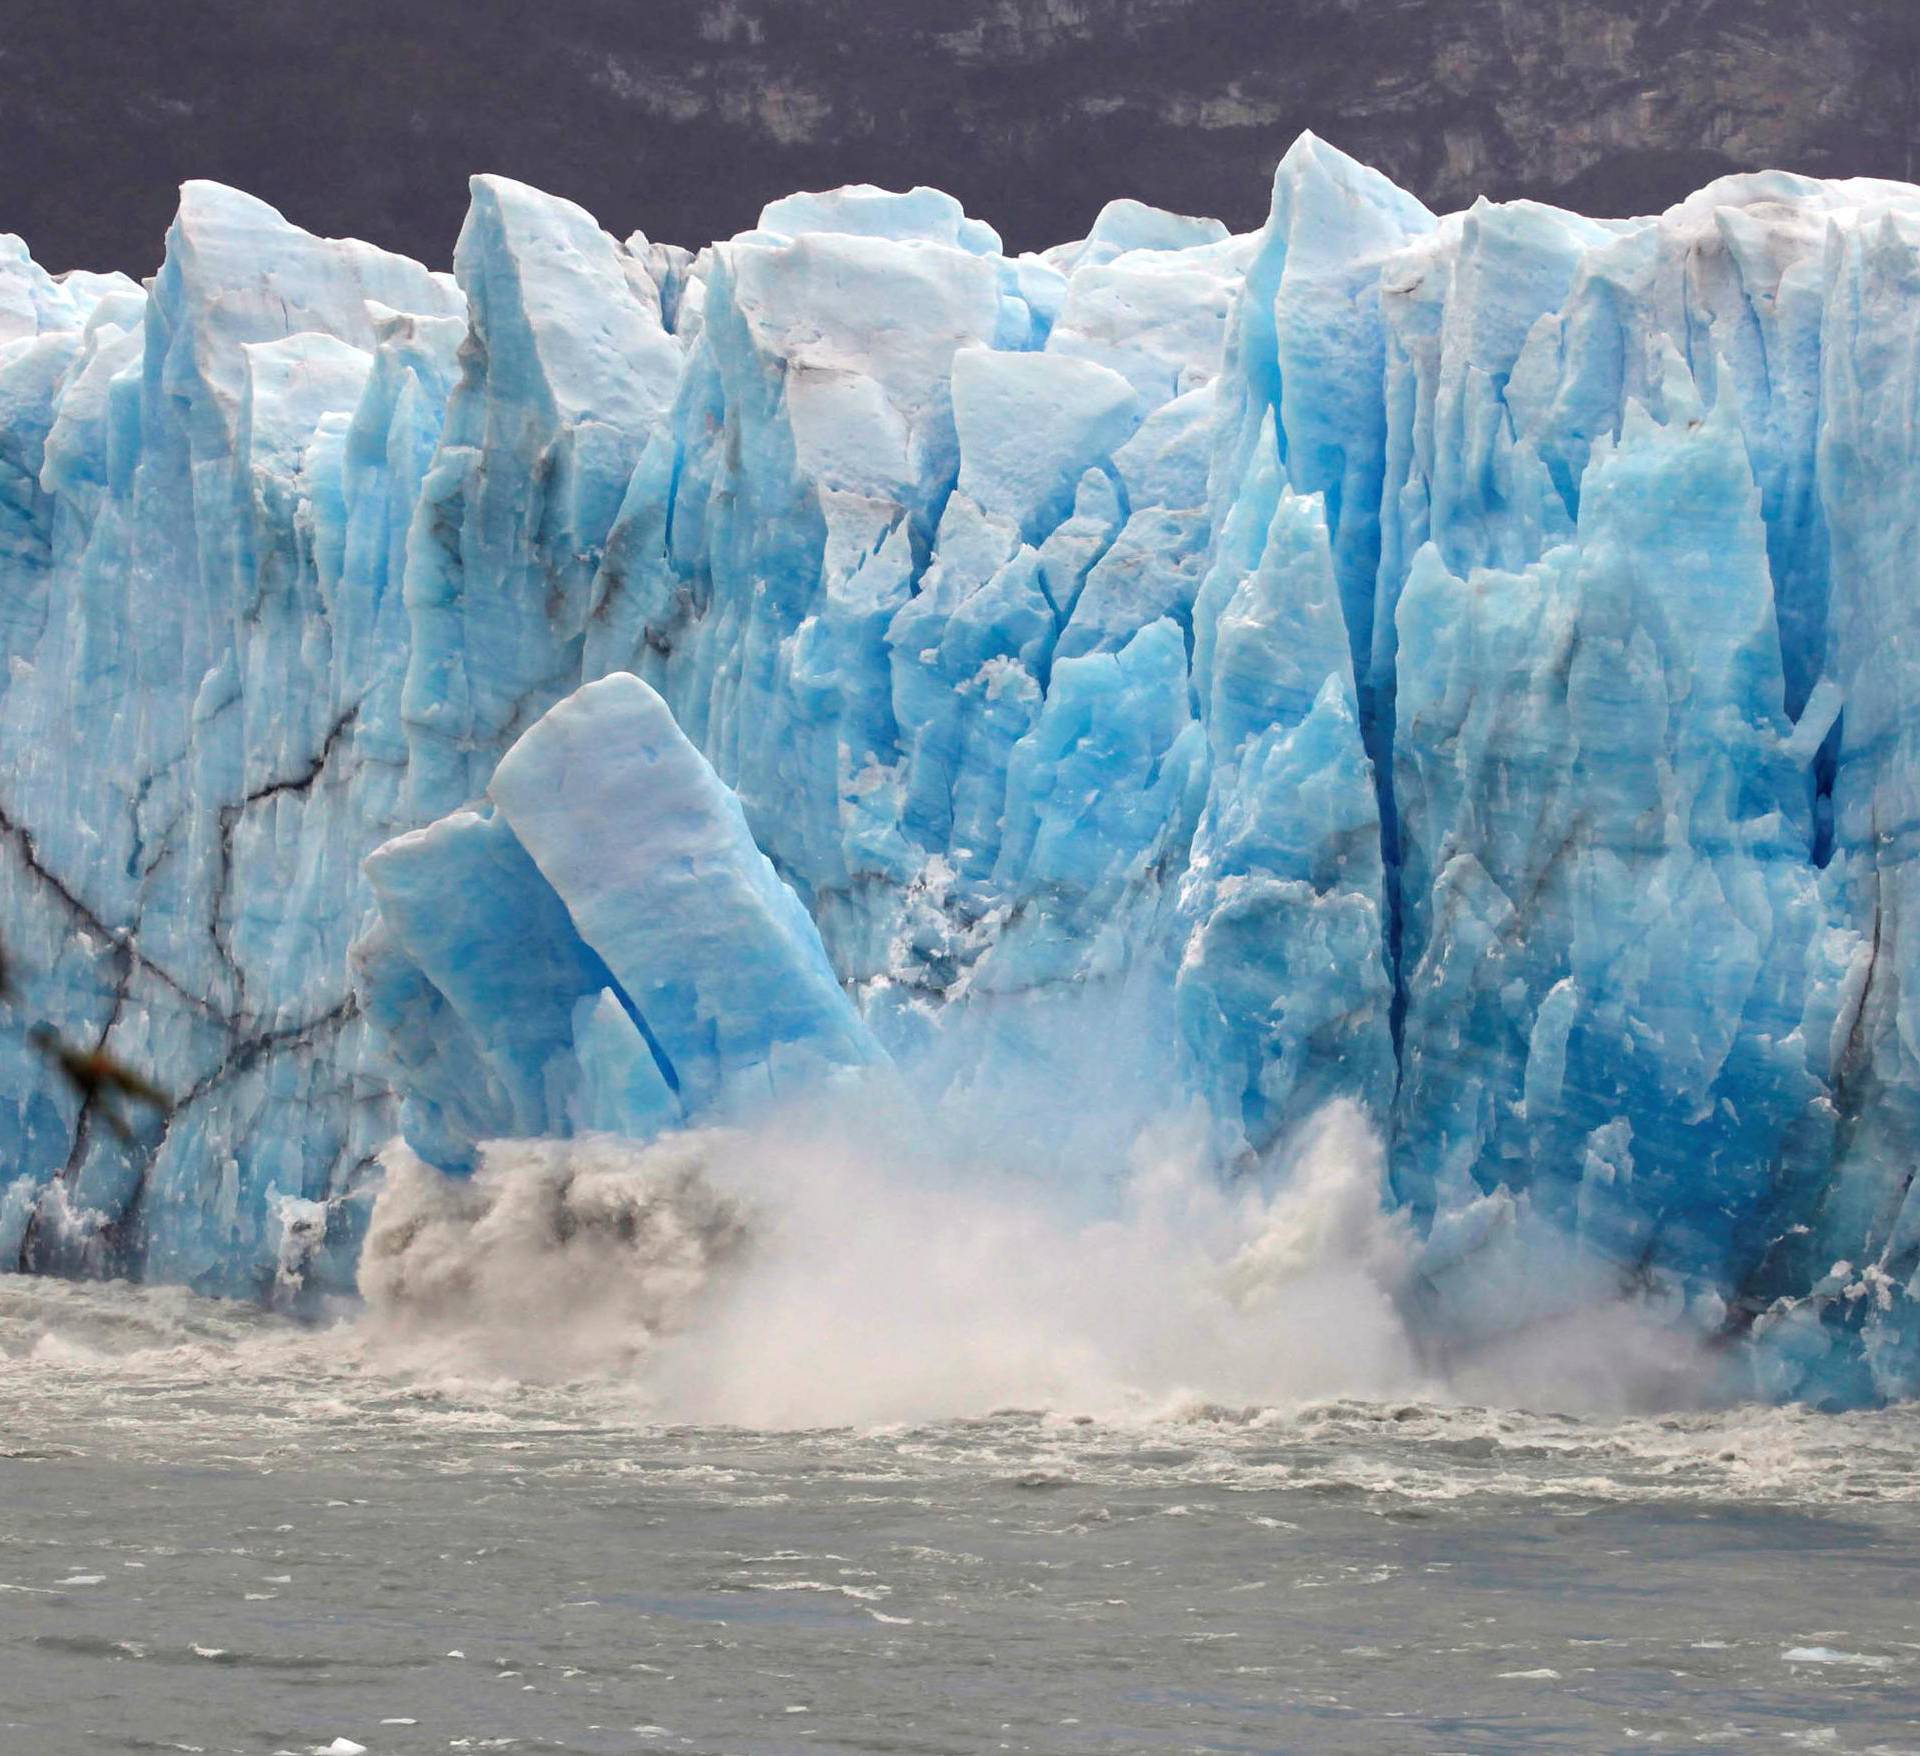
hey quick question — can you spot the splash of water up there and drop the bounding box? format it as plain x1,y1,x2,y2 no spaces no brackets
352,1083,1715,1427
359,1096,1420,1423
359,1132,749,1382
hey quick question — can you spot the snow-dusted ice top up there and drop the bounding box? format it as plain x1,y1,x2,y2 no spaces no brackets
0,139,1916,1403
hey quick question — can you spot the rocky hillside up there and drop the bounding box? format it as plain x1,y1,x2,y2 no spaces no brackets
4,0,1917,272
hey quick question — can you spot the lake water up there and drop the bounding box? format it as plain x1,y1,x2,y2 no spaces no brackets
2,1277,1918,1754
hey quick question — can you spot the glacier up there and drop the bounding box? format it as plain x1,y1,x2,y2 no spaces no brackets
1,137,1918,1404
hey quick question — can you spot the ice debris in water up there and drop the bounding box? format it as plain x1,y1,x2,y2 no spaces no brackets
0,137,1917,1403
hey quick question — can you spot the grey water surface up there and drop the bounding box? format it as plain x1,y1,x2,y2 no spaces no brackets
2,1279,1918,1756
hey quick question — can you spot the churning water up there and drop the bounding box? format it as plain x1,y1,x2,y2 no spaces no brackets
2,1111,1919,1753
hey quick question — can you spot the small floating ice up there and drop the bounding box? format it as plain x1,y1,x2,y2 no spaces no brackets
1782,1646,1895,1669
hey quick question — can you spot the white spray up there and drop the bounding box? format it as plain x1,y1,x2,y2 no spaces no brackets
357,1089,1429,1426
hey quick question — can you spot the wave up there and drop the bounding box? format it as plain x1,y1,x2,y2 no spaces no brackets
4,1270,1918,1511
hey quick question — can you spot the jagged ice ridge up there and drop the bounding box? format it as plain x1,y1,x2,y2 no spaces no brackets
0,139,1916,1403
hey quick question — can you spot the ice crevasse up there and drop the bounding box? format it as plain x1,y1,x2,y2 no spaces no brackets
0,138,1917,1403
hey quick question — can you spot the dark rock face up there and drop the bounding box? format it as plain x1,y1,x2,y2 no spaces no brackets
4,0,1917,270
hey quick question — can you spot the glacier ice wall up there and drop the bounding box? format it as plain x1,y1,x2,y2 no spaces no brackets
1,139,1918,1401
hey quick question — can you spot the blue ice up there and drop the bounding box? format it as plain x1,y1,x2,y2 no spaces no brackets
0,142,1915,1401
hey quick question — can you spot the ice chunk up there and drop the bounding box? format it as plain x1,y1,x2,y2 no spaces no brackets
1085,198,1231,258
758,184,1003,257
362,674,880,1155
364,808,624,1144
950,346,1141,542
